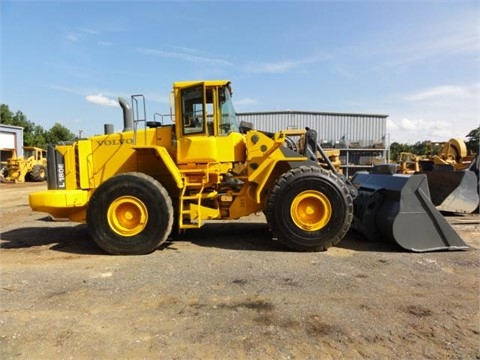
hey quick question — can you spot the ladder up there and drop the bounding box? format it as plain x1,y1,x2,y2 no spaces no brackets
178,171,206,229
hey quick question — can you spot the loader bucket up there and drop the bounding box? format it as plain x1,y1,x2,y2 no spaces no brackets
422,170,479,214
351,173,468,252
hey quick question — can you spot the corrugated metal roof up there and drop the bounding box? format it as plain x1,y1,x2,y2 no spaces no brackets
237,110,388,118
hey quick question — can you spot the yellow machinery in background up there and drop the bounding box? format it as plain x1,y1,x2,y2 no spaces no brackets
396,152,422,174
29,80,467,255
396,138,473,173
393,139,479,214
1,146,47,183
418,138,478,214
428,138,473,170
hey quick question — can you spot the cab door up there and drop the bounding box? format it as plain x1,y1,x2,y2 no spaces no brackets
176,83,218,164
175,82,246,164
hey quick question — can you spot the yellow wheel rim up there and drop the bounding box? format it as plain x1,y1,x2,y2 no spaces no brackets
290,190,332,231
107,196,148,237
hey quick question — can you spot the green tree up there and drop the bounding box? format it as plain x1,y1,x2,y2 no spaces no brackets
1,104,75,147
411,140,437,157
0,104,13,123
1,104,46,146
465,126,479,154
45,123,76,145
28,125,48,148
389,142,414,161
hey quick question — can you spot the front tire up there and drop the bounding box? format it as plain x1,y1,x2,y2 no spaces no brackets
265,166,353,251
87,172,174,255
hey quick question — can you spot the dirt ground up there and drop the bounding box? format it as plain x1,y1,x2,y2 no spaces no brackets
1,182,479,359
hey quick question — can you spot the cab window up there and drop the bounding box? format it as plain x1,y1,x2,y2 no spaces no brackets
219,87,239,135
181,86,217,136
181,85,205,135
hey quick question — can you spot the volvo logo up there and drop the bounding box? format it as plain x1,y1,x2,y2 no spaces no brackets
96,138,134,146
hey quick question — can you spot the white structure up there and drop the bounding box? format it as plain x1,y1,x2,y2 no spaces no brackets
0,124,24,161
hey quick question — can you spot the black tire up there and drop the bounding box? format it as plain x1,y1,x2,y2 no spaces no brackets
29,164,47,182
265,166,353,252
1,166,8,179
86,172,174,255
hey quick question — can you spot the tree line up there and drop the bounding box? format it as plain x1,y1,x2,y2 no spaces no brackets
0,104,76,148
389,127,479,161
1,103,479,160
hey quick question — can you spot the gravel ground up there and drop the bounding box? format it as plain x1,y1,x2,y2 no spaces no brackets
1,182,479,359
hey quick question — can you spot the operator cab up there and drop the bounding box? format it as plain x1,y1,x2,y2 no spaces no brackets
174,81,245,164
177,81,239,137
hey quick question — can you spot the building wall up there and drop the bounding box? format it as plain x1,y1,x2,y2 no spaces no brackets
236,111,389,176
236,111,388,148
0,124,24,161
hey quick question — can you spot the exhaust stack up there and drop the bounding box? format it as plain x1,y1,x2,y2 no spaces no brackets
118,97,133,132
104,124,114,135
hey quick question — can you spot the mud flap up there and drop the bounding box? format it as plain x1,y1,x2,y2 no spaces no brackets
351,173,468,252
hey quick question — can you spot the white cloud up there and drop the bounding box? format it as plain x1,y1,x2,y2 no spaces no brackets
48,84,85,95
341,9,478,75
384,82,479,143
404,85,476,102
243,53,331,74
400,118,418,131
380,31,478,70
97,41,114,46
244,60,298,74
387,116,477,144
137,47,233,67
386,118,399,131
79,27,99,35
64,34,78,42
63,27,99,45
85,94,118,107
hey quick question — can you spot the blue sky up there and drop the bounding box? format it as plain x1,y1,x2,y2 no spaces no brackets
1,0,478,144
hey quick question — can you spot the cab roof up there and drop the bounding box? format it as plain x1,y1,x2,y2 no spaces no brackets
173,80,231,89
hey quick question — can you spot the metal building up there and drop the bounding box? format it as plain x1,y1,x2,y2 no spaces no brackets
236,111,389,176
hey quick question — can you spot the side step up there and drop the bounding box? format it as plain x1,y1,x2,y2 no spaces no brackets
351,173,468,252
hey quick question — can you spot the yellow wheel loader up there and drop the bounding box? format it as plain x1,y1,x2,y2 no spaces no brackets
2,146,47,183
29,80,467,254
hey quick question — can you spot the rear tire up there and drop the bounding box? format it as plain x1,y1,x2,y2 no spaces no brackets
87,172,174,255
29,164,47,182
265,166,353,251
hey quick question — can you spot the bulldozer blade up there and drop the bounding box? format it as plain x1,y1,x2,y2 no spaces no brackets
422,170,479,214
351,173,468,252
